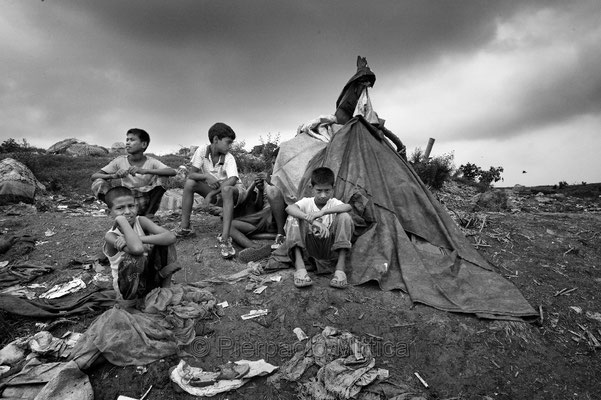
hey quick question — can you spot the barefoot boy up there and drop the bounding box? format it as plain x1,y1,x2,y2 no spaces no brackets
91,128,176,217
284,167,354,289
174,123,247,259
103,186,180,304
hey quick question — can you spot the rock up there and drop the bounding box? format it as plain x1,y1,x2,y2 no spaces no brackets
110,142,127,154
64,143,108,157
48,139,108,156
48,138,79,153
474,190,509,211
0,158,46,205
512,184,528,194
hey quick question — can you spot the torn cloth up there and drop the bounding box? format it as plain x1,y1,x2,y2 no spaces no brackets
70,284,215,368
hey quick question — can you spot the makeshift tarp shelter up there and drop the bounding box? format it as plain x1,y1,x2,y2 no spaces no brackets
273,57,536,319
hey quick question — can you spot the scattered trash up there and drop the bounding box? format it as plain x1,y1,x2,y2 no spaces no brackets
0,260,9,268
585,311,601,323
0,285,37,299
0,340,27,365
136,365,148,375
92,273,113,289
269,326,425,399
570,306,582,314
40,277,86,299
293,327,308,341
555,287,577,297
241,309,268,320
117,384,152,400
253,285,267,294
93,260,106,273
44,228,56,237
217,301,229,308
270,275,282,282
170,359,278,397
414,372,429,388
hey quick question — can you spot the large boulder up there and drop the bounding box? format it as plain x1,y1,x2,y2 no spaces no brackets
110,142,127,154
48,138,78,154
48,139,108,156
65,143,108,157
0,158,45,205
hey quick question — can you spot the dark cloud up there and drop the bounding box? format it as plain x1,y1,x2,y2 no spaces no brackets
2,0,600,165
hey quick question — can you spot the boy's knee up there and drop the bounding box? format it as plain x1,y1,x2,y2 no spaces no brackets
221,186,235,197
183,179,196,192
336,212,353,224
265,185,282,200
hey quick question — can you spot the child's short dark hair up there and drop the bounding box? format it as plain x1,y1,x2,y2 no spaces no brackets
311,167,335,186
105,186,134,209
127,128,150,146
208,123,236,143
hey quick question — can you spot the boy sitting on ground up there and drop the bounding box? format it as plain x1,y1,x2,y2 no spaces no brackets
284,167,354,289
91,128,176,217
103,186,180,305
174,122,247,259
233,168,287,263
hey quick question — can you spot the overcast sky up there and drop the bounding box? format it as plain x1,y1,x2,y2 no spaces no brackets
2,0,600,186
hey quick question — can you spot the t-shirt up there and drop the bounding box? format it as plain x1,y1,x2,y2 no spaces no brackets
190,145,243,189
294,197,345,230
100,155,169,193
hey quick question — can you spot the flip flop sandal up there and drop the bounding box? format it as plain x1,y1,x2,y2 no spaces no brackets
215,362,250,380
330,271,348,289
293,270,313,288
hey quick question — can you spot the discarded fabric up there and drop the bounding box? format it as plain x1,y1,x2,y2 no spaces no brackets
170,359,278,397
40,277,86,299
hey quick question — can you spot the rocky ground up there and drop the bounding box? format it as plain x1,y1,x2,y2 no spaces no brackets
1,182,601,399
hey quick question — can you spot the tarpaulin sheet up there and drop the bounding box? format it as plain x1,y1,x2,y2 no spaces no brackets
291,117,536,319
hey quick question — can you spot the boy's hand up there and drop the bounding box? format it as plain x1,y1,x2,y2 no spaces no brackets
254,174,266,191
305,211,324,224
114,168,129,178
205,175,220,190
114,236,127,251
311,220,329,239
127,166,144,175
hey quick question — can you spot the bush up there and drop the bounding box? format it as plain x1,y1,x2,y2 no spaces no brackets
409,149,455,190
457,163,481,182
229,133,281,173
0,138,45,154
456,163,504,192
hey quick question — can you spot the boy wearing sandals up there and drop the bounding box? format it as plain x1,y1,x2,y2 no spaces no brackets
174,123,247,259
284,167,354,289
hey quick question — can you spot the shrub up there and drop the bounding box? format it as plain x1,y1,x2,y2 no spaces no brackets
457,163,482,182
409,149,455,190
455,163,504,192
0,138,45,154
558,181,568,189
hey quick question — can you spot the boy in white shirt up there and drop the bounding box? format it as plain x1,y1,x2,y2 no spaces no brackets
174,123,247,259
285,167,354,289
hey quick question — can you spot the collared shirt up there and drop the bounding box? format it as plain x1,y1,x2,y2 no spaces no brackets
190,145,243,188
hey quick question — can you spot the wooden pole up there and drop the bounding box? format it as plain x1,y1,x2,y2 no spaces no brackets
423,138,435,161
